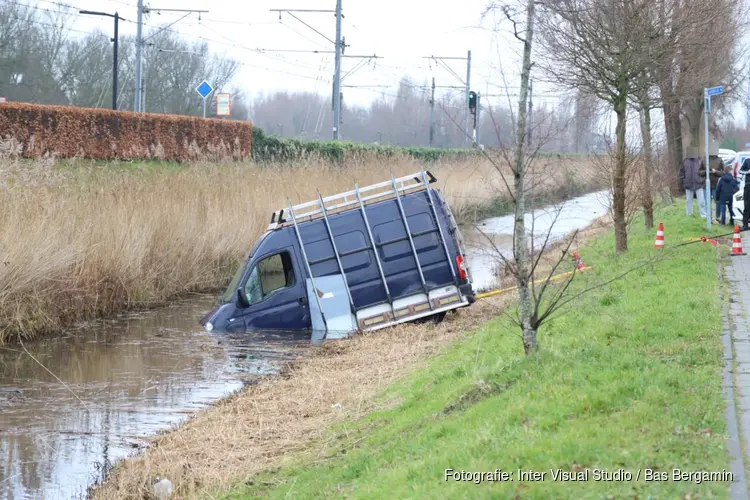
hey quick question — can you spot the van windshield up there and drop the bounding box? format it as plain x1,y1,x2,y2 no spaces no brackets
220,262,247,304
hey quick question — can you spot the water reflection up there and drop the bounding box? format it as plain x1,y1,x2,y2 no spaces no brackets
463,190,610,292
0,295,299,500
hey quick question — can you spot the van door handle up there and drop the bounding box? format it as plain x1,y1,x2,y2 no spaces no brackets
298,296,307,305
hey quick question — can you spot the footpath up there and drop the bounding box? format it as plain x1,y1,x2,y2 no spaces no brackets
722,251,750,499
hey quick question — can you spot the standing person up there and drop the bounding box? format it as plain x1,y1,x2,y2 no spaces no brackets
679,153,707,218
714,165,738,225
743,159,750,230
709,154,722,203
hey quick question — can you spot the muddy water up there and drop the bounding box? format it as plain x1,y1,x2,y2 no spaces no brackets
0,295,305,500
463,190,611,291
0,189,610,500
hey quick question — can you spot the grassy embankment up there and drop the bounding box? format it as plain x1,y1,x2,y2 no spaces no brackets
90,202,730,499
231,207,728,498
0,153,599,344
227,203,729,499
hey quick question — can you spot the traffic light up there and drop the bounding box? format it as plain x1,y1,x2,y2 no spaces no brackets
468,91,477,111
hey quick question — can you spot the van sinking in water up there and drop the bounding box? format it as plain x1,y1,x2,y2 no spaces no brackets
200,170,476,342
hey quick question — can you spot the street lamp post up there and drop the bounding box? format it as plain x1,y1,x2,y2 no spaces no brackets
80,10,120,110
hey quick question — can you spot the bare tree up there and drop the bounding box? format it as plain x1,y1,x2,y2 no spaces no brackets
477,0,588,355
537,0,665,252
632,77,659,229
653,0,745,190
504,0,538,353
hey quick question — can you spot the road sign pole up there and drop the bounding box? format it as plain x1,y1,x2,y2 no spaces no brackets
705,90,711,232
702,85,723,232
195,80,213,118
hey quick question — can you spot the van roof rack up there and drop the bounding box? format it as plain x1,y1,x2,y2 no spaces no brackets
268,169,437,227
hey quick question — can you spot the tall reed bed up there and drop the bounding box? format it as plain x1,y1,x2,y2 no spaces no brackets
0,153,598,343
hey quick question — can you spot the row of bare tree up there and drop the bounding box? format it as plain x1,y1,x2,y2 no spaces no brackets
1,1,614,151
0,1,244,118
249,83,607,152
537,0,745,250
477,0,744,354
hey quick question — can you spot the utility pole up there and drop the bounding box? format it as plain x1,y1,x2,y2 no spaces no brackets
80,10,121,110
429,79,437,147
113,13,119,110
333,0,342,140
464,50,471,146
475,92,481,146
135,0,143,112
134,5,209,113
272,5,380,141
422,51,472,145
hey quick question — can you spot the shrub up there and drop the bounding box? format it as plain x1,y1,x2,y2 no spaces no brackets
0,102,252,161
250,127,481,164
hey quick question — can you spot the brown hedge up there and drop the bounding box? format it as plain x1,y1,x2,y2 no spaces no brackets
0,102,252,161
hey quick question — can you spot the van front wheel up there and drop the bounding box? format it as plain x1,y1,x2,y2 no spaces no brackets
431,311,447,324
416,311,446,324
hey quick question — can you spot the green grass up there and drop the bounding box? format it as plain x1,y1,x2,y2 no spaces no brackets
225,202,731,499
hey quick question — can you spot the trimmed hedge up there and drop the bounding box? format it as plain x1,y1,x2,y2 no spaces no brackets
0,102,252,161
250,127,480,163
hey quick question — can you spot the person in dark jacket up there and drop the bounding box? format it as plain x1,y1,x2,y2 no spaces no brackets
715,165,738,225
744,159,750,230
679,155,707,217
709,155,722,200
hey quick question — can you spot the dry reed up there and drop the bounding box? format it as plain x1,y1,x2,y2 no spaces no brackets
0,152,599,344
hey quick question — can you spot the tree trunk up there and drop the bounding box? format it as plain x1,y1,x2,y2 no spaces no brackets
613,86,628,253
660,85,684,196
513,0,537,355
639,103,654,230
686,98,703,153
662,96,678,193
671,100,684,188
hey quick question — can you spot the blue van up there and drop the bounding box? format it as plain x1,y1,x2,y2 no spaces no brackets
200,169,476,342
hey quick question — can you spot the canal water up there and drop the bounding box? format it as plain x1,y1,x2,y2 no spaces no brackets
0,189,610,499
463,190,610,291
0,297,306,500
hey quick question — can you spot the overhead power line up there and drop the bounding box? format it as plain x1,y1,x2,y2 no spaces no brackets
271,3,381,141
422,52,472,145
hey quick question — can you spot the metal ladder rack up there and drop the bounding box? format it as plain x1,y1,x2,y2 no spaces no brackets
272,170,438,223
281,169,456,328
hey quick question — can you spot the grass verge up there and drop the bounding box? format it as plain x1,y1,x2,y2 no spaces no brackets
223,202,730,499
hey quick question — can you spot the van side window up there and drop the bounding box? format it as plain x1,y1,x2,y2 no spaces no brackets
244,252,295,305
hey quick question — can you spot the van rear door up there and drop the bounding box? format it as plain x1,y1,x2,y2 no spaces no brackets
235,247,311,332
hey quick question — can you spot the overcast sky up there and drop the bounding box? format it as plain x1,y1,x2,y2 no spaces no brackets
35,0,750,137
49,0,561,109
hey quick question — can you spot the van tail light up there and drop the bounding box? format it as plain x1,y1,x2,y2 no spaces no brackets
456,255,467,280
735,162,739,178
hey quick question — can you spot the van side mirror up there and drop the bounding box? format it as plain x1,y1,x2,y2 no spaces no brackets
236,288,250,309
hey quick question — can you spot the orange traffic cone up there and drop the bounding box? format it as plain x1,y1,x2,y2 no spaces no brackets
654,222,664,249
572,250,585,270
731,225,746,256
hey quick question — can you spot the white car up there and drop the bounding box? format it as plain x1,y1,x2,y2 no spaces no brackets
720,148,737,166
732,161,750,223
729,151,750,178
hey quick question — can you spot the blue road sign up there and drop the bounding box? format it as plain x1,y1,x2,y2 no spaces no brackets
196,80,213,99
705,96,710,113
706,85,724,97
